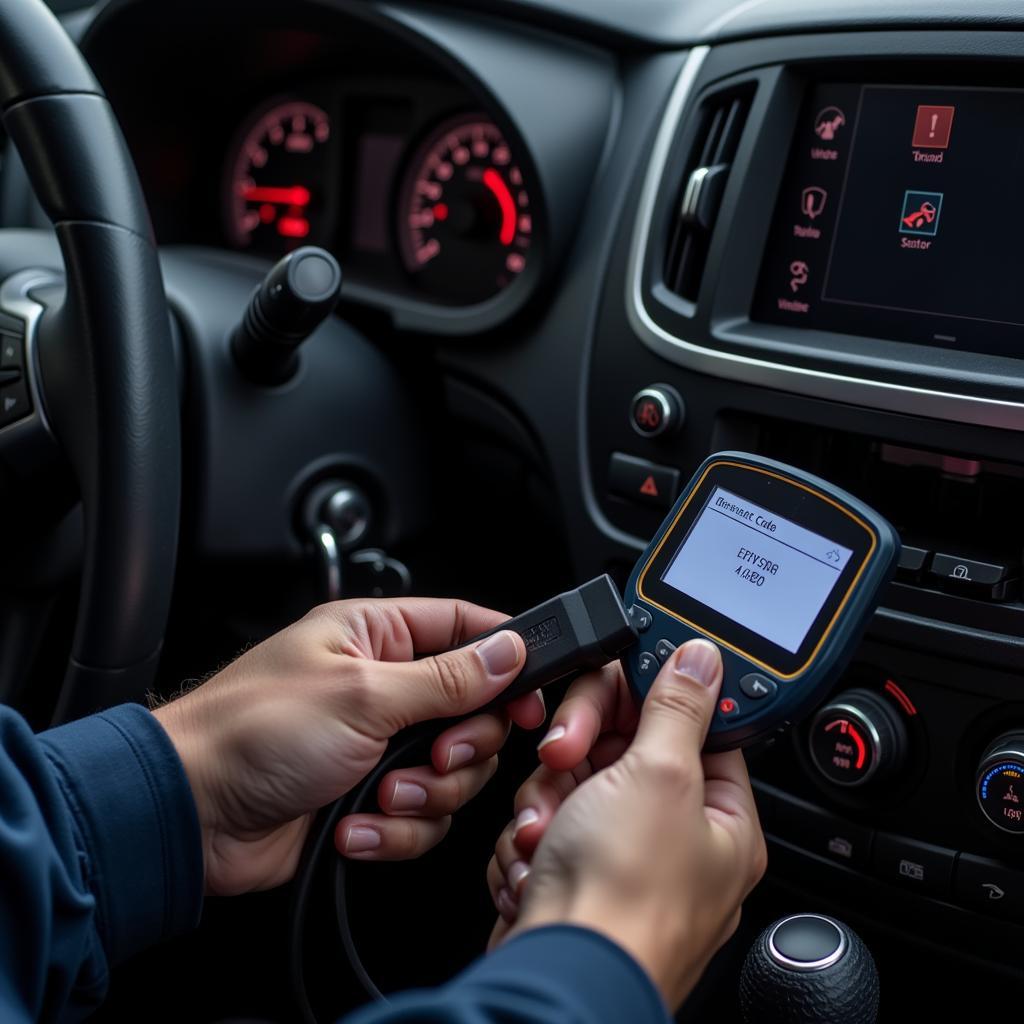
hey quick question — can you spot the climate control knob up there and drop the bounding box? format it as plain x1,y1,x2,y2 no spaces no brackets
976,735,1024,834
809,689,907,788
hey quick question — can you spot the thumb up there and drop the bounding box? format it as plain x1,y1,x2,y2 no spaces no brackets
631,638,723,766
373,629,527,730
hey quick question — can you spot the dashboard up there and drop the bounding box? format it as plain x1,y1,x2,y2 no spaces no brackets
11,0,1024,1020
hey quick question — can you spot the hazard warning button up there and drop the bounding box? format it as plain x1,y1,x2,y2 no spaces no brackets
608,453,680,510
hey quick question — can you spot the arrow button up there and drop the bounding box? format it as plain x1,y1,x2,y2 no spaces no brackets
0,379,30,428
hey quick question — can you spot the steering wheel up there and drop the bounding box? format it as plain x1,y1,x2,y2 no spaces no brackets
0,1,179,721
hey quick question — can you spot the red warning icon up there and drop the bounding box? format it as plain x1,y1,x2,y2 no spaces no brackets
639,475,659,497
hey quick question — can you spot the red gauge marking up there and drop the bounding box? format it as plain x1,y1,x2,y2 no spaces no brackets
885,679,918,716
824,718,867,769
277,216,310,238
482,168,516,245
241,185,311,206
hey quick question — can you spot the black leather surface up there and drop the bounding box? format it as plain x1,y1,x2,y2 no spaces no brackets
0,0,179,717
0,0,98,106
739,918,880,1024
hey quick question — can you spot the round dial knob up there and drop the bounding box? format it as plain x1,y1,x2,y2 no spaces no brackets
808,688,907,788
629,384,684,438
976,734,1024,834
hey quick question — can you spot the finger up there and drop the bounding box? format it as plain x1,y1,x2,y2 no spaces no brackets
377,758,498,817
534,664,636,773
506,689,546,730
495,889,519,927
510,764,580,854
372,628,527,730
630,639,722,772
335,814,452,861
702,750,758,821
432,714,510,774
487,852,508,907
488,915,513,951
320,597,513,661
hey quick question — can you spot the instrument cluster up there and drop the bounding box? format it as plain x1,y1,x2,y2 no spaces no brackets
222,86,535,307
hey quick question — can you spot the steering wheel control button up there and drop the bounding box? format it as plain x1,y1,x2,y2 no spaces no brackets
954,854,1024,920
628,604,653,632
0,377,30,427
872,833,954,896
808,689,906,788
928,552,1018,601
740,673,778,701
630,385,683,439
608,453,680,510
775,792,874,869
895,544,930,583
0,334,23,371
768,914,846,972
654,638,677,663
975,735,1024,833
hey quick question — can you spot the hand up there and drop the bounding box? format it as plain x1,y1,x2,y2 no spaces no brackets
154,598,545,896
486,639,767,1010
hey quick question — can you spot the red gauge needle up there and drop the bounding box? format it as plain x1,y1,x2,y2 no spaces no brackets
241,185,311,206
482,168,516,246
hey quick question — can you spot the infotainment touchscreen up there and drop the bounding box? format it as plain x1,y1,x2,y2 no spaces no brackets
752,83,1024,359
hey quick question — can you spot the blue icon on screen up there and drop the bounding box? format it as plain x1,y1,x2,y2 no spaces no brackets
899,190,943,237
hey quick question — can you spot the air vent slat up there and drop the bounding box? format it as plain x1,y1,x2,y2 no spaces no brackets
663,87,752,307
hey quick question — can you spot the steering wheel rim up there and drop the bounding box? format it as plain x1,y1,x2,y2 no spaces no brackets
0,1,180,721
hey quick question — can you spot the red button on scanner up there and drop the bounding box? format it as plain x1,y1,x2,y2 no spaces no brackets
719,698,739,716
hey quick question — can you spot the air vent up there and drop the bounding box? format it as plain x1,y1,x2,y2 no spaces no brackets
663,87,752,305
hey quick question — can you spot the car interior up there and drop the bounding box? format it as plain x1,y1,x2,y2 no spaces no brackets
2,0,1024,1020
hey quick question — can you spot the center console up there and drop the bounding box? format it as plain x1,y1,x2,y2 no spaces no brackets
587,28,1024,977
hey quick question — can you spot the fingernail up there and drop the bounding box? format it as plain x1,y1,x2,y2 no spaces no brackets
445,742,476,772
513,807,539,837
508,860,530,892
674,638,720,687
390,780,428,810
497,887,518,918
344,826,381,853
537,725,566,751
476,630,522,678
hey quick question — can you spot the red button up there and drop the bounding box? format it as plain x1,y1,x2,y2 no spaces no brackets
719,698,738,716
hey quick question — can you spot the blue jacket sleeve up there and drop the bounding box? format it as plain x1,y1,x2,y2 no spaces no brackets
343,925,671,1024
0,703,203,1022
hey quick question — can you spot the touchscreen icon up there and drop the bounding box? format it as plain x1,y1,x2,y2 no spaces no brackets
912,104,955,149
800,186,827,220
814,106,846,141
789,260,809,293
899,190,943,237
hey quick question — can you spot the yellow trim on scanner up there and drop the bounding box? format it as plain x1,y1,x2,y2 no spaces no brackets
636,460,878,681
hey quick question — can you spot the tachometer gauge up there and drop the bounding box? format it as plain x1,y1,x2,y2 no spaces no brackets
225,100,333,253
397,114,533,304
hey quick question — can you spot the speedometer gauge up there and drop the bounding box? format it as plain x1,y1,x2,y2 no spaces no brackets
397,114,533,304
225,100,333,253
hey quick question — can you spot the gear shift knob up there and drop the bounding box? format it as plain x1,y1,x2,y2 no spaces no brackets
739,914,879,1024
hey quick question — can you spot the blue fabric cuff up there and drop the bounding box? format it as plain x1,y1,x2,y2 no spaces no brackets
39,703,204,965
458,924,671,1024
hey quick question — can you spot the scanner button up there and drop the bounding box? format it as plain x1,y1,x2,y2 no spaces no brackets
654,638,677,663
637,651,659,678
628,605,652,632
740,673,778,701
719,697,739,717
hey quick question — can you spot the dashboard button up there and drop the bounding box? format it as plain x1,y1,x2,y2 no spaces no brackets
630,385,683,439
654,638,676,664
872,833,954,896
955,854,1024,921
628,604,652,632
775,794,873,869
929,553,1017,601
0,378,30,427
740,673,777,701
608,453,679,510
975,735,1024,834
896,544,930,583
